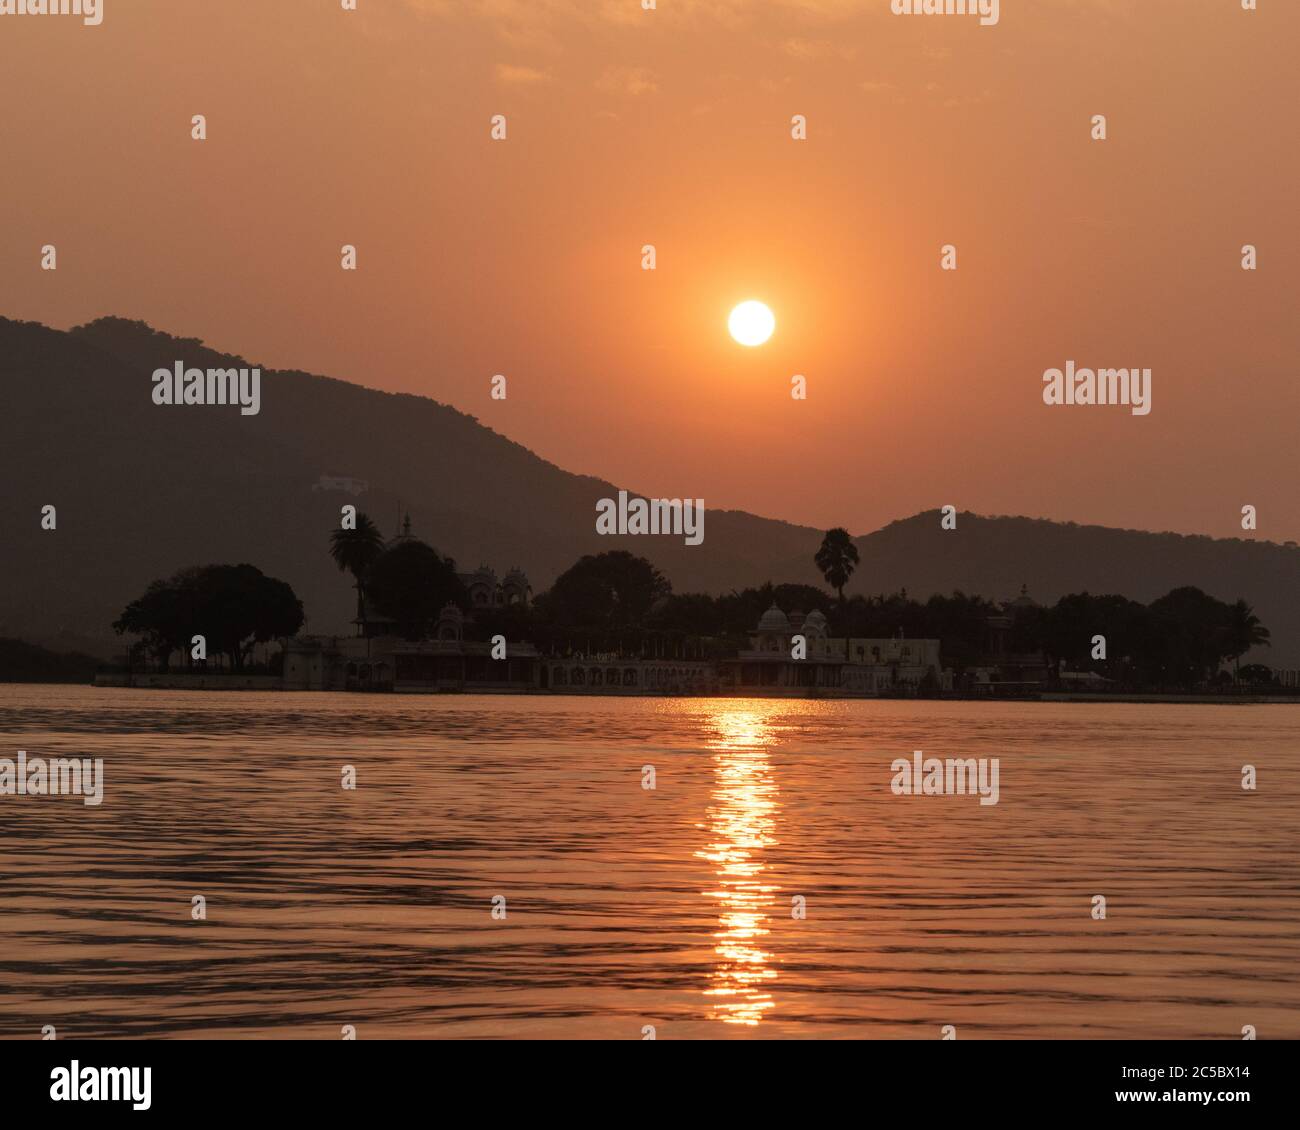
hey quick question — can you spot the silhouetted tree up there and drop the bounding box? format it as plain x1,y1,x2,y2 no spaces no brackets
366,539,467,640
815,528,859,606
113,576,188,670
1223,598,1270,681
113,564,304,670
196,564,304,669
922,591,1000,674
1238,663,1274,688
540,551,669,631
1145,586,1234,689
329,512,385,636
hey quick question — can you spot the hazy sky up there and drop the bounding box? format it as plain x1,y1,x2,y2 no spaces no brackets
2,0,1296,540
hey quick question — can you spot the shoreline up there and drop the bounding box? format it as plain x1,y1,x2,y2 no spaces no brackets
2,678,1294,705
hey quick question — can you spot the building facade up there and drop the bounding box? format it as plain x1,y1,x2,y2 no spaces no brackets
458,565,531,610
285,604,539,693
541,657,717,694
723,604,949,695
288,533,962,696
964,585,1053,691
390,604,539,692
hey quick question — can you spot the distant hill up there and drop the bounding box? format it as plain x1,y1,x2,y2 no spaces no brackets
0,316,818,656
834,512,1299,666
2,316,1295,666
0,638,100,683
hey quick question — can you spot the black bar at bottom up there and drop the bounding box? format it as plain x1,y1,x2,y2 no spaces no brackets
0,1038,1287,1117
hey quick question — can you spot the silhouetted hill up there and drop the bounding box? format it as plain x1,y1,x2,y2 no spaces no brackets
0,316,817,655
833,512,1298,665
3,317,1295,666
0,638,100,683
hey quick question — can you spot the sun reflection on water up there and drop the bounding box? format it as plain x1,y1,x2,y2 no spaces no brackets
696,706,782,1026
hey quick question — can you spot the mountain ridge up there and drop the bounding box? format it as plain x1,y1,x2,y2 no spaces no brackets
3,316,1296,666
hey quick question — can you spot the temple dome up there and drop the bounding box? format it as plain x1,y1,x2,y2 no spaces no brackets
387,512,417,547
1007,584,1038,611
757,603,791,633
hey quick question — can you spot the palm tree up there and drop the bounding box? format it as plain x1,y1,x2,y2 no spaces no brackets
1225,598,1270,681
814,527,860,606
330,513,386,635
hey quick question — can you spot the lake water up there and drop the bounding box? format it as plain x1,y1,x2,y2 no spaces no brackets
1,685,1297,1040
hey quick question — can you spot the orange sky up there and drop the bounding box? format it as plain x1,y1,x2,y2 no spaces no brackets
2,0,1297,541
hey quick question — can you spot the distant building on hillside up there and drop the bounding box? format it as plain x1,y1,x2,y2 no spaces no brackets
311,472,369,497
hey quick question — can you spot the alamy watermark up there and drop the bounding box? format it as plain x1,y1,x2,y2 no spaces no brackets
595,489,704,546
891,751,1000,806
50,1061,150,1110
152,361,261,416
0,750,103,806
0,0,102,24
891,0,998,28
1042,361,1151,416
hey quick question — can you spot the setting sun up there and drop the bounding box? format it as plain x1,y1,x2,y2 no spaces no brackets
728,300,775,347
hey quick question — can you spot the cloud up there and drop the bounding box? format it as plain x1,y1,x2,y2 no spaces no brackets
495,63,551,85
781,38,858,62
861,79,905,105
596,66,660,96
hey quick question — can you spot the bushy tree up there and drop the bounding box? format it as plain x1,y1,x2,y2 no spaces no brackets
114,564,304,670
539,551,670,631
366,539,467,640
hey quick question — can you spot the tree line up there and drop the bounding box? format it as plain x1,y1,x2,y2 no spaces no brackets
110,517,1273,690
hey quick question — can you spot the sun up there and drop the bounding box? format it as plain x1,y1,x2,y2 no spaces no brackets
728,300,775,347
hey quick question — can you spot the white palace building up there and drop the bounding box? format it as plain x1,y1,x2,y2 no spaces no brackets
722,604,949,695
284,594,947,696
